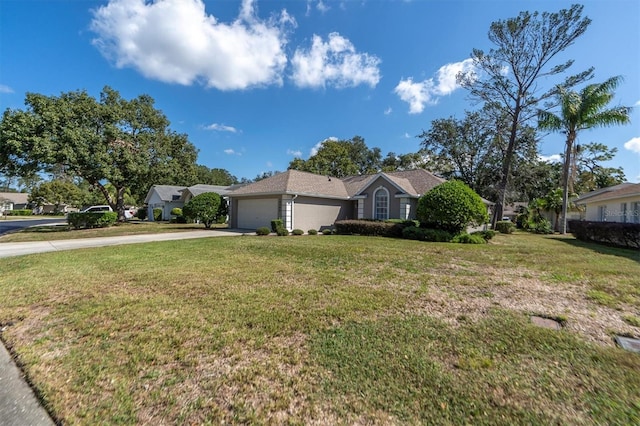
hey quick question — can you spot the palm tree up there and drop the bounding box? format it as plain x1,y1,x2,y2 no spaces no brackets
542,188,564,232
538,76,631,234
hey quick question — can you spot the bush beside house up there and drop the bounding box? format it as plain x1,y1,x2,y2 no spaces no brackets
416,180,488,234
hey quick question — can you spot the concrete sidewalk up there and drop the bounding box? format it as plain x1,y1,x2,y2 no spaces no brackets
0,341,55,426
0,228,247,258
0,228,248,425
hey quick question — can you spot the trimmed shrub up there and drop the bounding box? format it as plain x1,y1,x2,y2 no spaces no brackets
256,227,270,236
322,229,333,235
417,180,488,234
271,219,283,233
292,228,304,235
308,229,318,235
6,209,32,216
471,230,496,241
67,212,118,229
153,208,163,221
402,226,452,242
136,208,148,220
183,192,223,228
276,226,289,236
335,220,396,237
495,220,516,234
452,233,487,244
569,220,640,249
171,207,183,216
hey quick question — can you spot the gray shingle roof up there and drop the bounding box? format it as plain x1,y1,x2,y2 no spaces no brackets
230,169,447,199
575,183,640,204
144,185,186,203
0,192,29,205
186,184,233,197
230,170,350,199
574,182,636,204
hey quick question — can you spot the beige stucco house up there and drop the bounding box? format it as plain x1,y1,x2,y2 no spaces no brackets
228,169,447,231
574,183,640,223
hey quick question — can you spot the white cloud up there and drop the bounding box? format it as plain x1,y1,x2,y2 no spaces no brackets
310,136,337,156
224,148,236,155
204,123,238,133
310,141,323,156
624,137,640,154
538,154,562,163
287,149,302,157
634,100,640,107
266,161,273,168
394,58,476,114
91,0,293,90
384,107,392,115
316,0,330,13
404,132,411,138
0,84,14,94
306,0,330,16
291,32,381,89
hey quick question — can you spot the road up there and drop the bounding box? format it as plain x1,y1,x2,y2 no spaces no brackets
0,217,66,236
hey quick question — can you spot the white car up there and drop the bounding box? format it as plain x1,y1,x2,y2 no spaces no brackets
82,205,137,219
81,205,113,213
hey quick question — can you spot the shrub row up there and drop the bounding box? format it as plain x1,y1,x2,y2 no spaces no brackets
569,220,640,249
335,219,416,237
4,209,32,216
68,212,118,229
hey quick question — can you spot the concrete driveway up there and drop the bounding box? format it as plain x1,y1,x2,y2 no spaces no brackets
0,229,247,258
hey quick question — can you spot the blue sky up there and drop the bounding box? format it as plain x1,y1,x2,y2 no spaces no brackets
1,0,639,183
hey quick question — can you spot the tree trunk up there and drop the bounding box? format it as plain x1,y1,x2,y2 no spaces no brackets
560,132,575,234
115,186,127,222
492,104,521,229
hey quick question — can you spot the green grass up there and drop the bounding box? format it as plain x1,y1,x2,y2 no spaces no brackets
0,233,639,424
0,221,226,242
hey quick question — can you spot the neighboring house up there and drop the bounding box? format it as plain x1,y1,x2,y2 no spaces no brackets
144,185,187,221
574,183,640,223
228,169,454,231
144,184,235,221
0,192,30,212
502,202,528,221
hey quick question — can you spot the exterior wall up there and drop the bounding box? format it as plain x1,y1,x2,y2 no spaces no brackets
584,195,640,223
359,177,403,219
293,196,352,231
146,191,184,221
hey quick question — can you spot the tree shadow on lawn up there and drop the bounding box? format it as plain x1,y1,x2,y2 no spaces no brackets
547,236,640,263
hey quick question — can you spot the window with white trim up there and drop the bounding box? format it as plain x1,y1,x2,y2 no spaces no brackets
632,202,640,224
374,187,389,220
598,205,606,221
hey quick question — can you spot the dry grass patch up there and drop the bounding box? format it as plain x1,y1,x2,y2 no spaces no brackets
0,233,639,424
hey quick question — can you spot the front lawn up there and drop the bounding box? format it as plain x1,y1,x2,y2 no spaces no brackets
0,221,226,242
0,234,638,424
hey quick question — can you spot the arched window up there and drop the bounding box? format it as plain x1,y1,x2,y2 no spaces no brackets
374,187,389,220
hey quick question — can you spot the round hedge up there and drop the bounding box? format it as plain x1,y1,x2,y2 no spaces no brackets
183,192,222,228
417,180,488,234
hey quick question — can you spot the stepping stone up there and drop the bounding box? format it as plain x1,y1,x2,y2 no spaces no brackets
530,316,561,330
615,336,640,354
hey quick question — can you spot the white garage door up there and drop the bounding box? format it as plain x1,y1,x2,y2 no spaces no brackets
237,198,279,229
